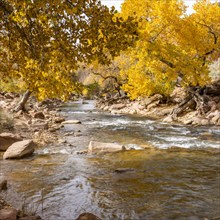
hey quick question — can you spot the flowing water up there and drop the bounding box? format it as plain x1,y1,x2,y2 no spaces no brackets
0,101,220,220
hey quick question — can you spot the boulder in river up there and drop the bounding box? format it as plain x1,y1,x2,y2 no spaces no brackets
62,120,81,124
88,141,126,154
114,168,135,173
3,140,35,159
0,132,22,151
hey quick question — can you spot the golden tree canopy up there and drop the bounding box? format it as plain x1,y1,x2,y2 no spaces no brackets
118,0,220,99
0,0,137,100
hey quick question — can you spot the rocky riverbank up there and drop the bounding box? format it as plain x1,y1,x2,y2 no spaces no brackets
0,93,105,220
96,87,220,126
1,88,219,219
0,93,67,220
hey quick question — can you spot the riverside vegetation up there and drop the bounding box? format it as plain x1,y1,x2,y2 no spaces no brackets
0,0,220,219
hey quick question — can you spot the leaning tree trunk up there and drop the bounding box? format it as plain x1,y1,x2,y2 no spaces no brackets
171,80,220,120
14,90,31,112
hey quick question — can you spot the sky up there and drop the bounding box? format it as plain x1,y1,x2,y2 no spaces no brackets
101,0,219,14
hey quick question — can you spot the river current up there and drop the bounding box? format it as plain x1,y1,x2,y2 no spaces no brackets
0,101,220,220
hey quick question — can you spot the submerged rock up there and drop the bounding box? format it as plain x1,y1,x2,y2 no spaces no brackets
114,168,135,173
0,133,22,151
88,141,126,154
0,180,7,191
3,140,35,159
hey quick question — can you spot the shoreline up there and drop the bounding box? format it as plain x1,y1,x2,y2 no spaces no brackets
1,93,219,219
95,96,220,127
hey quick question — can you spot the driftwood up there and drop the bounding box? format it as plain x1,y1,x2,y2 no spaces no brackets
171,80,220,119
14,90,31,112
96,95,128,107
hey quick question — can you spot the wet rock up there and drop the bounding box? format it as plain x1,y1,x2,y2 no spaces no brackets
76,212,101,220
182,118,193,125
88,141,125,154
0,180,7,191
199,132,215,140
53,116,65,123
3,140,35,159
163,115,173,123
64,131,75,136
48,125,61,132
139,143,155,149
110,110,120,115
0,207,17,220
74,132,82,137
62,120,81,124
0,133,22,151
125,144,144,150
33,111,45,119
76,150,88,155
114,168,135,173
58,139,67,144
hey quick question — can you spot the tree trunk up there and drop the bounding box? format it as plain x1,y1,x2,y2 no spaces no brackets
15,90,31,112
171,94,196,119
171,80,220,119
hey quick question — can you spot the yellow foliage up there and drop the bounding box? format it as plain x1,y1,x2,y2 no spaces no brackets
0,0,137,100
1,0,218,101
118,0,220,99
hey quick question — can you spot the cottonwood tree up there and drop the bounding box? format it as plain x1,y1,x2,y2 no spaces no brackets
0,0,137,110
117,0,220,99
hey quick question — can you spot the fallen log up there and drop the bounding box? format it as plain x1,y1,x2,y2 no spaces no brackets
171,80,220,120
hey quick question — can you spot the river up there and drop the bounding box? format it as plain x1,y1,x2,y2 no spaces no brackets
0,101,219,220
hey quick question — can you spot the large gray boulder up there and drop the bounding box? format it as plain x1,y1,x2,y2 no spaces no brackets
3,140,35,159
0,133,22,151
88,141,125,154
